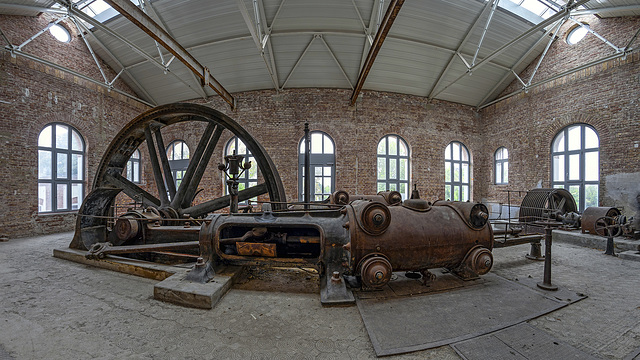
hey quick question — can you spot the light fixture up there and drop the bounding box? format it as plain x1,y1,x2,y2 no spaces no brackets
49,23,70,43
567,24,589,45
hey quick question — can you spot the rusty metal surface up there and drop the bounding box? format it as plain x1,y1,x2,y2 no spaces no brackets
518,188,577,234
236,242,277,257
582,206,621,235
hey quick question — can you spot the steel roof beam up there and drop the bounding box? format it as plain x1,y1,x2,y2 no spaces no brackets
350,0,404,106
479,47,639,110
103,0,235,109
319,35,354,89
2,46,154,107
572,4,640,16
257,0,280,89
431,0,590,100
428,0,498,99
476,19,561,108
235,0,279,90
73,18,158,105
0,3,67,15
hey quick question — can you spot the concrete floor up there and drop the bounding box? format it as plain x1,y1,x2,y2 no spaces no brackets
1,232,639,359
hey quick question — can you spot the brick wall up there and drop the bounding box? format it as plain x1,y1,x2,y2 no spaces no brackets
1,13,639,239
0,14,148,238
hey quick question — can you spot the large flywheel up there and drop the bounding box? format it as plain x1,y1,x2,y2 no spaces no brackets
71,103,286,250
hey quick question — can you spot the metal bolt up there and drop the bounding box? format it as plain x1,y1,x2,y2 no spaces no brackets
331,271,342,283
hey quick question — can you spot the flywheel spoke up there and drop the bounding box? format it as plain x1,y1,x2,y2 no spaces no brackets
104,170,161,208
182,125,223,209
153,127,176,199
171,122,221,209
181,183,268,218
144,126,170,206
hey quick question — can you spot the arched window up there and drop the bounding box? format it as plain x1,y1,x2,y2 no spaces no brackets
377,135,410,199
551,124,599,211
494,147,509,185
125,149,141,183
166,140,189,189
298,131,335,201
445,141,470,201
225,137,257,204
38,123,85,212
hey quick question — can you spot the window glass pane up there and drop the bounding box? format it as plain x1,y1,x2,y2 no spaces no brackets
400,159,407,180
496,150,503,160
503,148,508,159
496,163,502,183
182,143,189,159
569,154,580,180
585,127,598,149
323,178,331,194
133,162,140,182
377,138,386,155
569,185,580,210
389,183,397,191
503,162,509,183
568,126,581,151
584,151,599,181
378,182,386,192
132,150,140,159
399,141,407,156
462,163,468,183
71,184,82,210
248,159,257,179
445,162,451,182
38,183,52,212
461,147,469,161
238,140,247,155
55,124,68,149
71,130,83,151
445,185,451,200
315,167,322,176
57,183,68,210
389,159,397,179
445,144,451,160
377,158,386,180
552,132,565,152
389,136,397,156
453,186,460,201
57,153,68,179
39,125,52,147
399,183,406,199
462,185,469,202
39,150,52,179
453,163,460,182
452,143,460,160
71,154,83,180
238,182,246,191
228,139,236,155
311,133,322,154
585,184,598,208
324,136,334,154
315,179,322,194
167,144,175,160
323,166,331,176
126,161,132,180
553,155,564,181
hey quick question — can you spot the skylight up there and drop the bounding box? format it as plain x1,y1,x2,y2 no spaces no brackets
498,0,586,24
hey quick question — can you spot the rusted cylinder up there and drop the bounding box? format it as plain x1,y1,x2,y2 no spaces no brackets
582,207,621,234
114,216,140,245
347,200,493,272
519,188,577,223
344,191,402,206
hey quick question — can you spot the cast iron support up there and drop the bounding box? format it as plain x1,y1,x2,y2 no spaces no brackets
604,236,617,256
526,242,544,261
537,221,559,291
304,123,311,210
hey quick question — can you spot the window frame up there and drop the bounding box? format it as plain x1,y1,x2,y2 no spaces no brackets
444,141,470,202
224,137,258,205
550,123,599,212
298,131,336,202
38,123,85,213
376,134,411,200
494,147,509,185
166,140,190,190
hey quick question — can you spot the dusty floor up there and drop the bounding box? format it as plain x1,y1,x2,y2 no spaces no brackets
1,232,639,359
